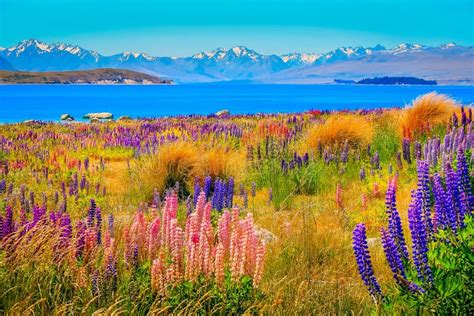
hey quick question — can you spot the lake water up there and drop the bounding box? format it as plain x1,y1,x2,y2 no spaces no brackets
0,84,473,123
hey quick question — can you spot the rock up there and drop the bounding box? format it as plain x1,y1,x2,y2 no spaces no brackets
118,115,132,121
256,227,278,243
215,109,230,117
366,237,380,246
60,114,74,121
83,112,114,120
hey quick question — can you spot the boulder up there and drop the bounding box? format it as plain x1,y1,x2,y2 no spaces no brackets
118,115,132,121
60,114,74,121
256,227,278,243
215,109,230,117
83,112,114,120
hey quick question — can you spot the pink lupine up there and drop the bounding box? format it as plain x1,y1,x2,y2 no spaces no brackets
148,217,161,259
214,242,225,285
151,255,166,295
217,210,231,257
253,242,266,286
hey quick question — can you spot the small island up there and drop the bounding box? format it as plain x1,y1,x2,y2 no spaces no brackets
0,68,172,84
335,76,437,85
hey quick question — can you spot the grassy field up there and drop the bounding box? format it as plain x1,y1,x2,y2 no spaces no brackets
0,93,472,314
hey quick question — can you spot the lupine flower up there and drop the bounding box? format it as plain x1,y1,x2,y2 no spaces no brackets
87,199,96,228
359,167,366,181
108,214,114,238
416,160,433,238
251,182,256,197
75,220,86,259
456,147,473,211
380,227,406,281
402,138,411,164
408,190,433,285
352,223,383,300
384,181,409,260
203,176,212,199
96,207,102,244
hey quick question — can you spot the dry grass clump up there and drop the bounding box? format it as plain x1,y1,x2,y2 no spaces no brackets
136,142,202,199
400,92,458,139
201,147,246,181
304,114,374,150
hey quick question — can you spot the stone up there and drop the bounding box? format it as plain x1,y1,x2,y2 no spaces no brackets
215,109,230,117
83,112,114,120
256,227,278,243
60,114,74,121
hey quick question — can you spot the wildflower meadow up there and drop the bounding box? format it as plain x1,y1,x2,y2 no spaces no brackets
0,92,472,314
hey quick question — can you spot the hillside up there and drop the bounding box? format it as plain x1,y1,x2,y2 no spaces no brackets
0,68,172,84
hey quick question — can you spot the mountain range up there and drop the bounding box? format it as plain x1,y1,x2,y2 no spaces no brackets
1,39,473,84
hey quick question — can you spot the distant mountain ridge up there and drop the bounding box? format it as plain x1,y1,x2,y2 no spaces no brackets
0,39,472,84
0,68,171,84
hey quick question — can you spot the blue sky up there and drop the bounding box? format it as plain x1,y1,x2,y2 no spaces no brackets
0,0,472,56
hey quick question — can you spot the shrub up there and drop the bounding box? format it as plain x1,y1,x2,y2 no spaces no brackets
304,114,374,151
134,142,202,199
400,92,458,139
201,148,245,182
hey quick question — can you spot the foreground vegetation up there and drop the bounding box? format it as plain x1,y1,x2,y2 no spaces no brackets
0,93,472,314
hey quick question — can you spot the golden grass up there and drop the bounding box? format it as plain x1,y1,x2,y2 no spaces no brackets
304,114,374,151
135,142,202,199
400,92,458,139
200,147,246,182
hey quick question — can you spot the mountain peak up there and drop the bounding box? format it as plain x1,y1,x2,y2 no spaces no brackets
440,42,458,49
390,43,425,53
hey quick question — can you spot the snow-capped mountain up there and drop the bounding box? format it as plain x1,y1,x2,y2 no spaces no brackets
0,39,472,84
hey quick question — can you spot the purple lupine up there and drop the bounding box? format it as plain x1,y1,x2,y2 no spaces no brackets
414,142,422,160
80,174,86,191
75,220,86,259
408,190,433,285
359,167,366,181
445,164,465,230
243,190,248,209
268,188,273,204
32,205,46,225
432,173,456,232
371,151,380,170
84,157,90,171
239,183,245,197
385,182,409,260
452,112,459,128
60,213,72,245
396,152,403,169
456,147,473,211
402,138,412,164
186,196,193,216
153,189,160,208
131,244,139,269
96,207,102,245
104,256,118,291
0,216,3,240
416,160,433,238
3,206,14,237
352,223,383,300
251,182,256,197
380,227,406,281
203,176,212,199
227,177,234,208
87,199,96,228
193,181,201,207
0,179,6,193
108,214,114,238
